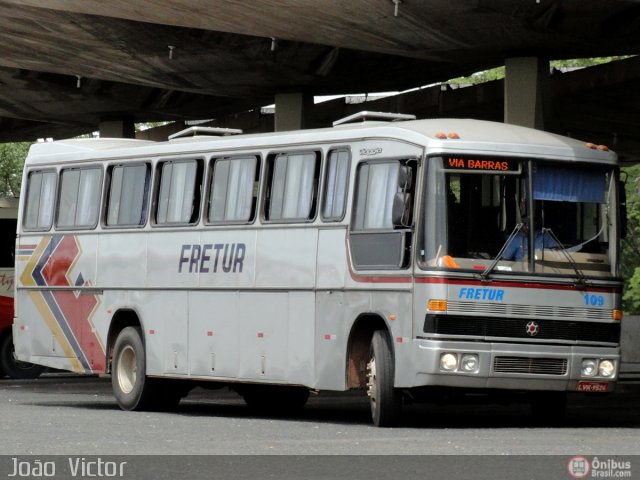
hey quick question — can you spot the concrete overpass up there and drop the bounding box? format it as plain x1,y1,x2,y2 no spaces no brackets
0,1,639,161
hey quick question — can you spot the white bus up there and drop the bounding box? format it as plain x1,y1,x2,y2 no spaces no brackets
14,113,623,426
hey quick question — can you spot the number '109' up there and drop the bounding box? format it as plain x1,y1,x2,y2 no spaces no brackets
584,294,605,307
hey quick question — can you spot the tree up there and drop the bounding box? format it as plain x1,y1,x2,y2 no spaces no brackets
623,268,640,313
0,142,30,197
621,165,640,313
445,56,632,86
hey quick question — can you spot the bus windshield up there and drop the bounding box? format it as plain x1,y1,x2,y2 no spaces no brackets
422,155,617,278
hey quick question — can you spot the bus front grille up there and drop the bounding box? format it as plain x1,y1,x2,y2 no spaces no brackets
424,314,620,344
493,356,568,375
447,301,611,322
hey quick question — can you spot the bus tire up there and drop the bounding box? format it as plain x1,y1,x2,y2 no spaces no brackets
111,326,156,411
367,330,402,427
0,333,45,380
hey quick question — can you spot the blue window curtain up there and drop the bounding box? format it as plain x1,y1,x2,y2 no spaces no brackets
533,165,606,203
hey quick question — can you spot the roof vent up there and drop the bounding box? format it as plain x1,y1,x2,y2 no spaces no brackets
168,126,243,140
333,111,416,127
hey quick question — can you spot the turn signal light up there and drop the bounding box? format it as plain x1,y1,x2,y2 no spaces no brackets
585,143,610,151
434,132,461,139
613,310,623,321
428,299,447,312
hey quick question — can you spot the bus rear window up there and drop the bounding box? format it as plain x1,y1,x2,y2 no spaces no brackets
23,170,56,231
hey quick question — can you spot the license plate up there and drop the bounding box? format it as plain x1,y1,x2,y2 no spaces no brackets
577,381,609,393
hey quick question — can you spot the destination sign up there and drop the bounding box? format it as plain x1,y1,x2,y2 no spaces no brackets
444,156,520,172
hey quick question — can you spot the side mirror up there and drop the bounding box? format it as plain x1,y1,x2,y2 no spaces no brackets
392,192,412,227
392,163,414,227
620,180,628,239
398,165,413,191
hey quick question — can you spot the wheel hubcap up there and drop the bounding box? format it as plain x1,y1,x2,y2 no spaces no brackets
366,357,377,407
117,345,137,394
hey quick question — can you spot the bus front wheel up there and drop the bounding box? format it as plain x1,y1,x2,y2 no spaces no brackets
111,327,156,411
366,330,402,427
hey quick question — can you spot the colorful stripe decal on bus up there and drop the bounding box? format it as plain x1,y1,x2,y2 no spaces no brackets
19,235,104,373
16,244,37,260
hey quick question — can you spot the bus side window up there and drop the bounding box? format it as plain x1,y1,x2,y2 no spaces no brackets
264,151,319,222
56,167,102,230
155,159,203,225
321,149,350,222
207,156,259,224
23,170,57,231
106,163,150,227
350,159,416,269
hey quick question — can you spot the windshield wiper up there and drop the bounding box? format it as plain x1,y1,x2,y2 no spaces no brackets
541,227,587,288
480,222,524,280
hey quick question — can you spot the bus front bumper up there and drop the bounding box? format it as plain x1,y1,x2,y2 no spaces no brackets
407,339,619,392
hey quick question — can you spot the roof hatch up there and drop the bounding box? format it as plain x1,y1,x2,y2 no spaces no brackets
168,126,243,140
332,111,416,127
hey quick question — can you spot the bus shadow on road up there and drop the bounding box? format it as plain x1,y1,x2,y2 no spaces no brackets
166,388,640,429
22,381,640,429
27,394,640,430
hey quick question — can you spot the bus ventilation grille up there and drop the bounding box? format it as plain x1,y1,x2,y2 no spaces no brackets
493,356,568,376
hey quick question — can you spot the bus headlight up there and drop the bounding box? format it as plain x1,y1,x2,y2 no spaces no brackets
460,354,479,373
598,360,615,378
581,359,598,377
440,353,458,372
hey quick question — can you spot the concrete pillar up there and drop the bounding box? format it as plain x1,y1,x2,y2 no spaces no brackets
136,121,186,141
504,57,550,130
99,117,135,138
274,92,313,132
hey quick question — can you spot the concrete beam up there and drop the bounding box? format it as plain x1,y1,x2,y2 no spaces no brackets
140,57,640,163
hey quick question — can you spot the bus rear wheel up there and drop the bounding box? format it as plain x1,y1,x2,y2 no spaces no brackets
111,326,157,411
0,333,45,380
366,330,402,427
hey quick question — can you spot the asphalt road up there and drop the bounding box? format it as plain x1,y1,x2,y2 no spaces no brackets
1,375,639,479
